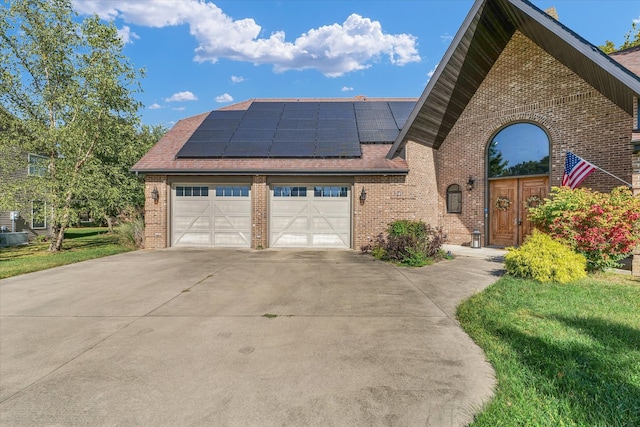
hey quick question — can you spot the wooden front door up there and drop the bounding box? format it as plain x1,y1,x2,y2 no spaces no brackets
489,176,548,246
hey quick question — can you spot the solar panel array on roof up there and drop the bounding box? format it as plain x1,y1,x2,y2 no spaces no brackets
175,100,416,159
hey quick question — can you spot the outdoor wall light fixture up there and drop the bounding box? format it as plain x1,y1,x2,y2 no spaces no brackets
466,176,475,191
151,186,159,204
359,186,367,204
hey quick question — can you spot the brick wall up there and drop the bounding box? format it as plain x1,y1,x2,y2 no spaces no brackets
353,141,438,249
251,176,268,249
432,31,634,245
144,175,168,249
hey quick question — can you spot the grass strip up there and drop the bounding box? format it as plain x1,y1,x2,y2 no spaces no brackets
0,228,132,279
457,274,640,427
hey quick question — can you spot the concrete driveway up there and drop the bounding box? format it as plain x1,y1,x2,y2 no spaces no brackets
1,248,502,426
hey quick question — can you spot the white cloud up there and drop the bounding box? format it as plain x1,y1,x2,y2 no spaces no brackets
148,103,162,109
215,93,234,103
117,25,139,44
72,1,420,77
231,75,245,84
634,16,640,24
341,86,354,92
172,107,187,111
165,91,198,102
440,33,453,44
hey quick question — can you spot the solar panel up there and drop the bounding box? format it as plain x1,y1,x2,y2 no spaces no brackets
358,129,400,143
354,102,390,111
388,102,416,128
317,119,357,130
315,140,361,157
237,118,279,130
187,129,235,142
176,140,228,158
223,139,272,157
316,127,359,142
356,118,398,130
282,103,319,119
269,140,316,157
197,118,242,130
206,110,246,119
278,119,317,130
273,129,317,142
250,102,285,110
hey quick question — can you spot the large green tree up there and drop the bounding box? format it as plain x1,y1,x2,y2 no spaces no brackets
0,0,146,251
600,22,640,54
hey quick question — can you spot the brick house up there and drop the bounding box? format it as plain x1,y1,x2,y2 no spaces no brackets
133,0,640,261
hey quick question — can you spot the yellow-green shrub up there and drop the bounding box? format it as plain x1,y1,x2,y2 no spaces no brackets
504,230,587,284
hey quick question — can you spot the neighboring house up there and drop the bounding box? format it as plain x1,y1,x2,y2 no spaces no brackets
0,152,51,240
132,0,640,258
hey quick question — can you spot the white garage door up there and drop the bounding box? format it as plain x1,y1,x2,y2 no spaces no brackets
270,185,351,248
172,185,251,247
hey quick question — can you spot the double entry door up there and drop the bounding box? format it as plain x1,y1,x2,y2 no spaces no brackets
489,176,548,246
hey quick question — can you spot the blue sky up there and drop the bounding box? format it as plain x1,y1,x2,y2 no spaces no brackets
71,0,640,128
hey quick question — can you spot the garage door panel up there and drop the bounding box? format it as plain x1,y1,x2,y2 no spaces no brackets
213,216,250,230
310,216,349,232
272,233,308,247
174,232,211,246
172,185,250,248
214,232,250,247
213,201,251,215
312,234,349,247
270,185,350,248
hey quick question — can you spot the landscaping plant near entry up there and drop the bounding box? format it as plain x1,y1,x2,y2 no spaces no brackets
504,230,587,284
528,186,640,271
361,220,448,266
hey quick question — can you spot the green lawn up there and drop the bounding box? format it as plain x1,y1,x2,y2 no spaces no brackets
0,227,133,279
457,273,640,427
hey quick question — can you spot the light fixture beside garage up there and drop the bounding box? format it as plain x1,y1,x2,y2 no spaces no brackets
359,186,367,204
151,186,159,204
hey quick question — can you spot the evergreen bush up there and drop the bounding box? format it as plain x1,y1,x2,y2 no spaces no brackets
504,230,587,284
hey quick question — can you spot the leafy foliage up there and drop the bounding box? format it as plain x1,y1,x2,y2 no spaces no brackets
600,22,640,54
361,220,448,267
528,187,640,271
505,230,587,284
0,0,150,251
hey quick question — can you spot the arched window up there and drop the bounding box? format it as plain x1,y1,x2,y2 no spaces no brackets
446,184,462,213
488,123,550,178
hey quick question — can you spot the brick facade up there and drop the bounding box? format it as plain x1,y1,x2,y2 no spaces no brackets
431,32,634,245
144,175,168,249
140,32,637,258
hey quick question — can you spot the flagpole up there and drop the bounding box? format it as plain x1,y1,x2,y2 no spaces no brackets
584,160,632,187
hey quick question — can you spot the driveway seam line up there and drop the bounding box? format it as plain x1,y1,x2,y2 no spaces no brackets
0,317,139,405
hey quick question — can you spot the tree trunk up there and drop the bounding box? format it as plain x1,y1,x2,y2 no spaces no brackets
104,214,115,233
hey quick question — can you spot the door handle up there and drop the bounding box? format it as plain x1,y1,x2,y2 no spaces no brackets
517,219,523,226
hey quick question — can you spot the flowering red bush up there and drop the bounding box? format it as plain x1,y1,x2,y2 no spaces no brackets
528,186,640,271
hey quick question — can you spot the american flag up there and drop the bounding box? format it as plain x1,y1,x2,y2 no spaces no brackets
562,151,596,189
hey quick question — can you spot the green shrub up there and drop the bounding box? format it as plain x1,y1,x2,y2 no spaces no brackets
528,186,640,271
361,220,447,267
504,230,587,284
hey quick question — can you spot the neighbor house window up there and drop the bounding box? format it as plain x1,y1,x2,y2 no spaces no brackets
314,186,348,197
32,201,46,229
28,154,48,177
273,186,307,197
176,186,209,197
446,184,462,214
216,186,249,197
488,122,550,178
